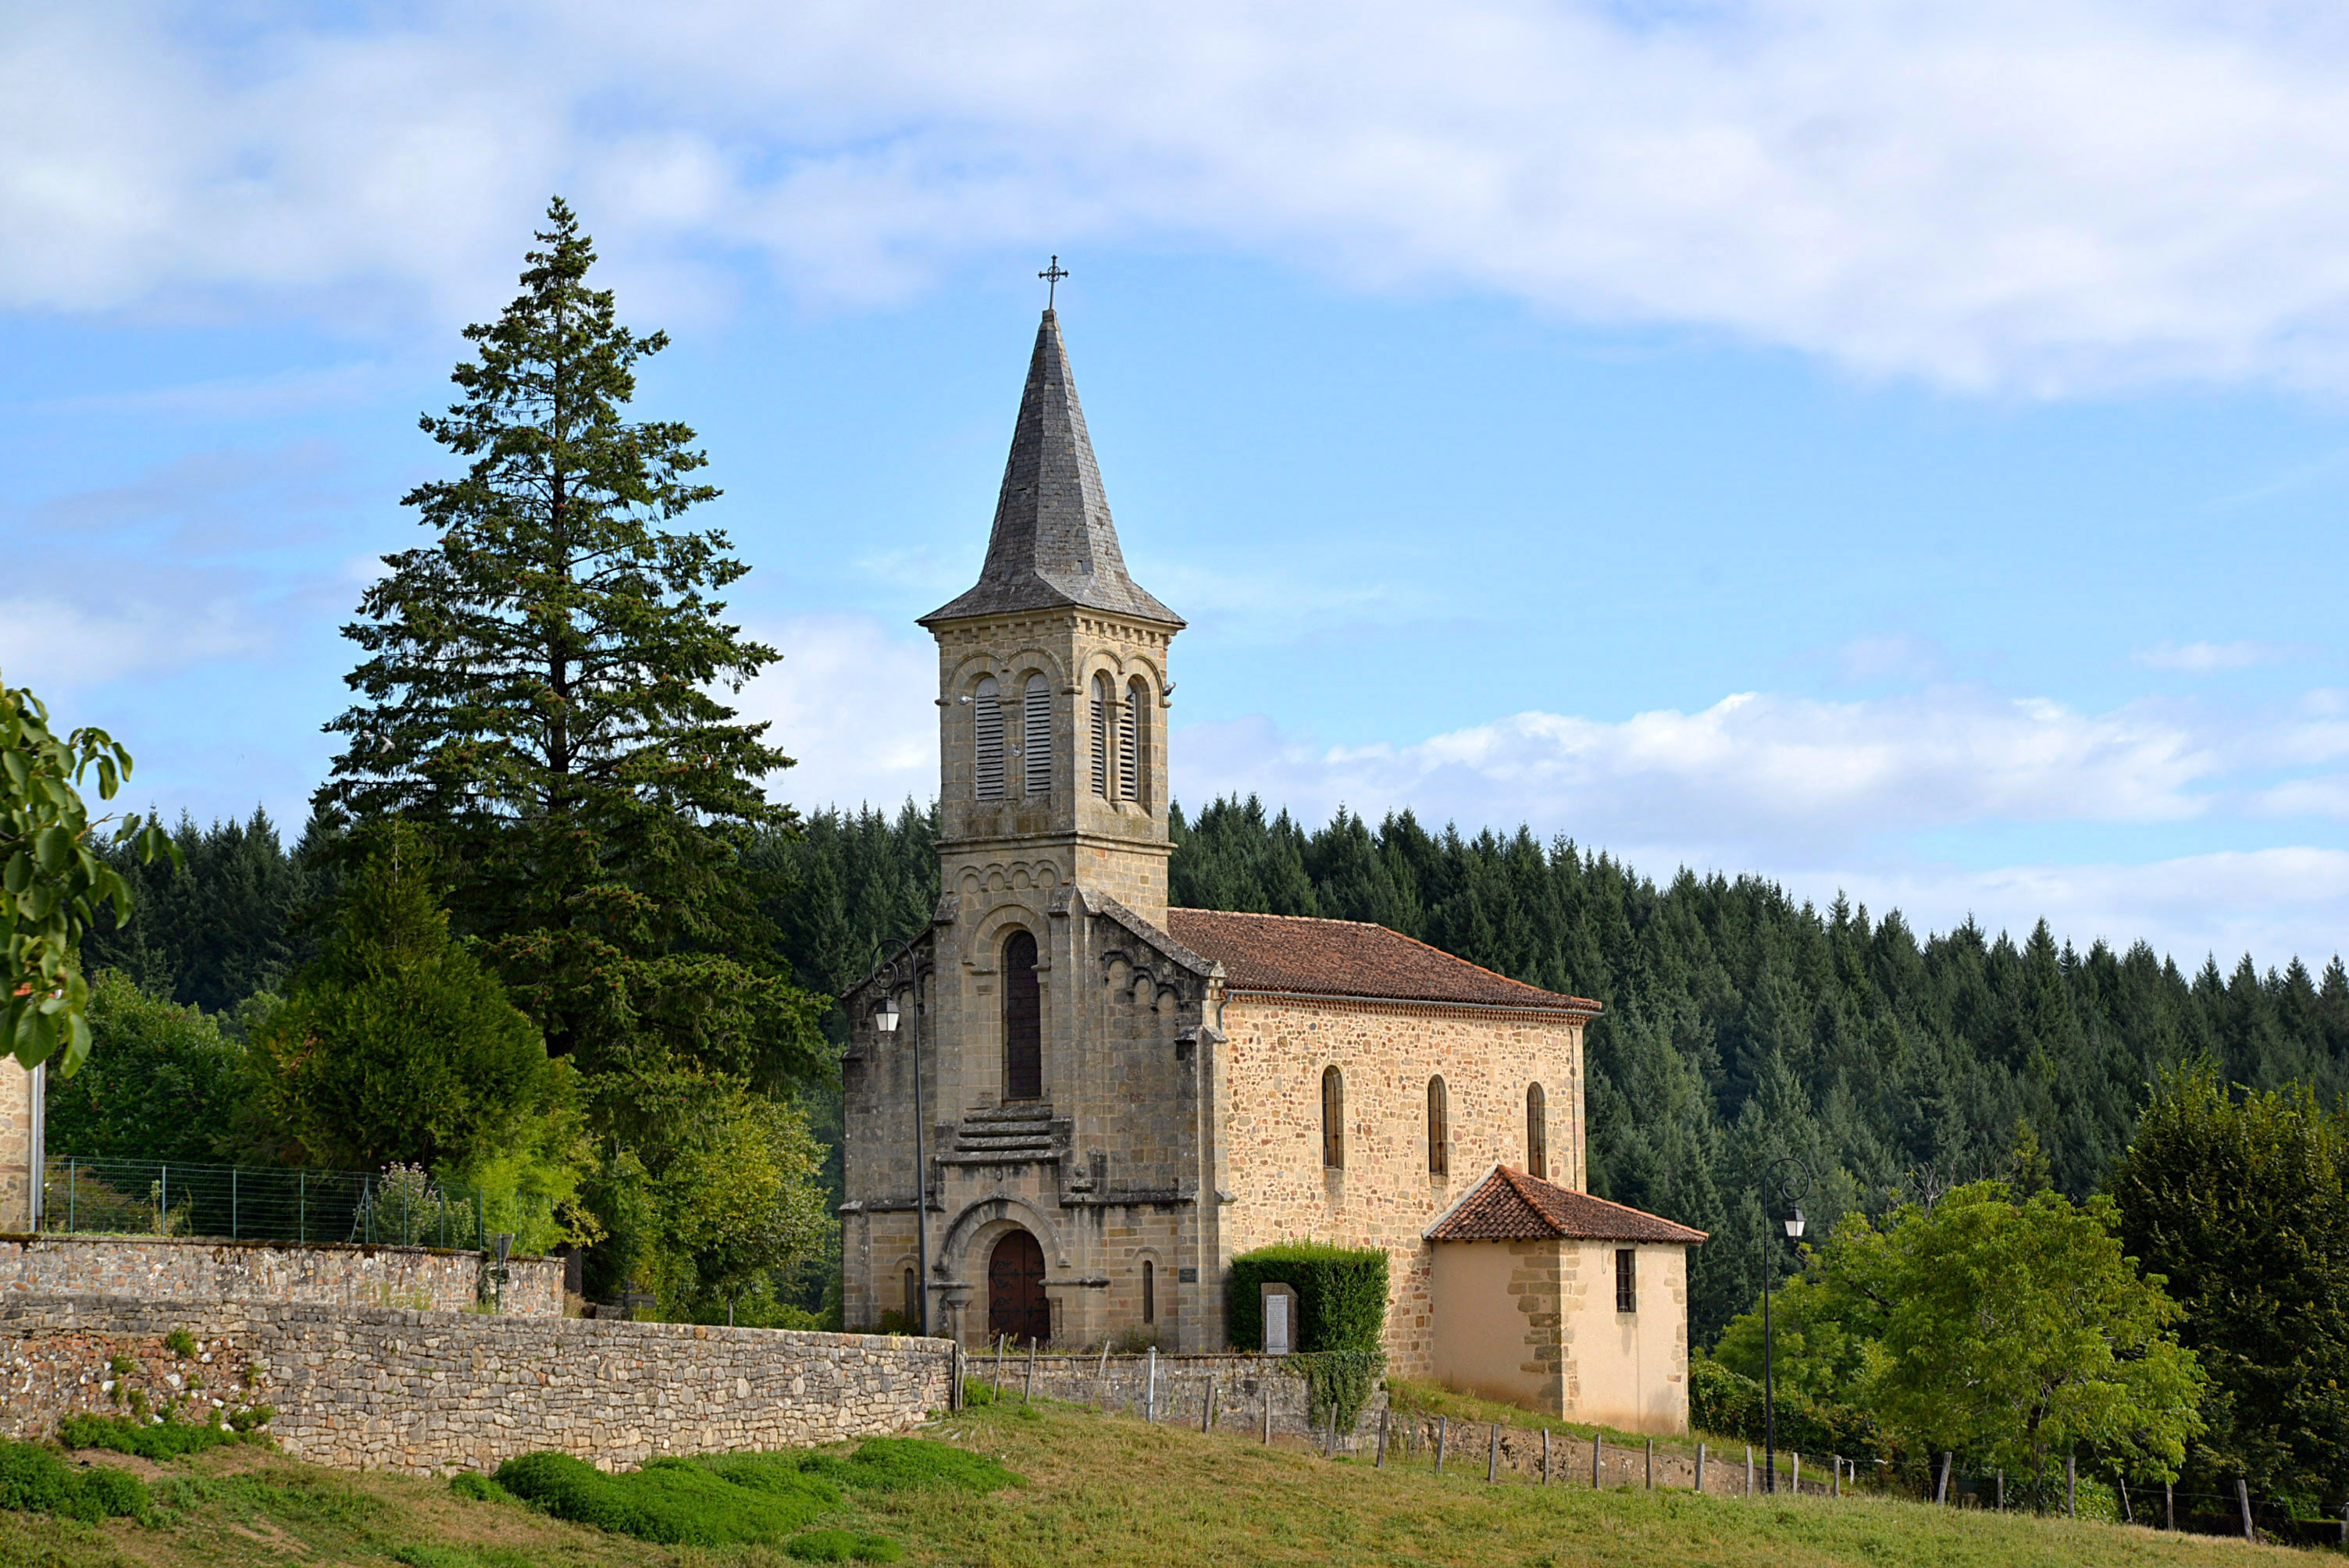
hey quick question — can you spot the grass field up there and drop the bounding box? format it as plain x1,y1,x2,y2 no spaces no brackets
0,1398,2316,1567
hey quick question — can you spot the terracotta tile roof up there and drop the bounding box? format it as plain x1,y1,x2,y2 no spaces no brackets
1424,1165,1709,1245
1164,909,1599,1014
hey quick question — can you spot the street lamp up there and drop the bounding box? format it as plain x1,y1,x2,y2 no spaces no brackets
875,989,928,1337
1761,1155,1813,1495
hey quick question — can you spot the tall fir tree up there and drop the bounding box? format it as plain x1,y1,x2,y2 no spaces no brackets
315,198,826,1153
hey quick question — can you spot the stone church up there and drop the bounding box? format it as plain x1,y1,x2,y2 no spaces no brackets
840,308,1705,1431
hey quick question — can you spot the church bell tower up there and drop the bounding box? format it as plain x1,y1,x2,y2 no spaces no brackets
920,308,1185,939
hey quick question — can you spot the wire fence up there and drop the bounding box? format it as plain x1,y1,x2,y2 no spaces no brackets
1934,1464,2349,1547
40,1156,488,1249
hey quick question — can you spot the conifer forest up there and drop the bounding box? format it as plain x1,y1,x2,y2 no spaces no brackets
84,792,2349,1347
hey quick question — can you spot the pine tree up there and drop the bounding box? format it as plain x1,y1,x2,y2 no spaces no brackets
315,198,826,1109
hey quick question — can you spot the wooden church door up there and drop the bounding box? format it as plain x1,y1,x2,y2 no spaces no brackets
987,1229,1051,1345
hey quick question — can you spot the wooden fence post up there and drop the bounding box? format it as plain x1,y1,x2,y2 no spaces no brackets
1262,1388,1272,1445
2117,1474,2132,1525
1745,1445,1754,1497
1202,1376,1215,1433
1936,1452,1952,1506
1790,1453,1798,1495
1487,1424,1500,1483
1542,1428,1551,1486
1145,1345,1157,1422
1831,1455,1841,1499
993,1334,1007,1396
1025,1339,1036,1402
1375,1408,1388,1467
1435,1416,1447,1474
1695,1441,1706,1495
1648,1438,1656,1490
1593,1434,1604,1489
2066,1456,2076,1519
2238,1479,2255,1544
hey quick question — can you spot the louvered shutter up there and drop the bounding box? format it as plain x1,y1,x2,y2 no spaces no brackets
974,677,1004,800
1119,681,1141,800
1024,675,1051,796
1089,675,1110,797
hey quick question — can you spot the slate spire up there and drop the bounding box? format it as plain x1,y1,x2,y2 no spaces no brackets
921,310,1182,627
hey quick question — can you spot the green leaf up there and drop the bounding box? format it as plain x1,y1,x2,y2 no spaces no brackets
1,853,26,895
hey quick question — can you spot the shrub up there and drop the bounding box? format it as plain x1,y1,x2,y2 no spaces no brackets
961,1376,998,1407
447,1472,510,1502
0,1438,149,1521
793,1438,1021,1495
163,1329,198,1359
1227,1243,1388,1353
1688,1356,1883,1461
56,1412,267,1460
493,1451,838,1545
786,1528,904,1562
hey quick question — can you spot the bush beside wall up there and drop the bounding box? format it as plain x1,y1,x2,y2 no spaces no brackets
1226,1243,1389,1354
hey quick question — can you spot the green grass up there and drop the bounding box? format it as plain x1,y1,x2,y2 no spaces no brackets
0,1399,2324,1566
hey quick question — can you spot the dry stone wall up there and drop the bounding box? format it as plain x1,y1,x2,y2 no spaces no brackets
0,1295,955,1474
0,1235,562,1317
975,1349,1388,1437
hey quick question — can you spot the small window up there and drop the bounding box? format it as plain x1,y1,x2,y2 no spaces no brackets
903,1267,919,1326
1321,1066,1345,1170
1527,1082,1548,1181
1119,679,1143,801
1089,673,1112,797
1023,674,1051,796
1142,1260,1156,1323
974,677,1004,800
1426,1076,1449,1176
1616,1249,1638,1314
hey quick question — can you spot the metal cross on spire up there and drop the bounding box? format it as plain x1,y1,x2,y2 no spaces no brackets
1039,255,1069,308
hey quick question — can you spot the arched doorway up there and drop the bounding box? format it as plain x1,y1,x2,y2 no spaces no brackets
987,1228,1051,1345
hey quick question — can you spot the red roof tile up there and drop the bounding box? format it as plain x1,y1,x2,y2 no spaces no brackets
1165,909,1599,1014
1424,1165,1708,1245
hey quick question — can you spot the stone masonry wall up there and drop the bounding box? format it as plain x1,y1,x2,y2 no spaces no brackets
0,1295,956,1474
0,1061,29,1234
971,1349,1388,1438
0,1235,562,1317
1218,995,1587,1378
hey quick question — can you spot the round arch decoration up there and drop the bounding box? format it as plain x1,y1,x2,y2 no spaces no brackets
939,1194,1072,1273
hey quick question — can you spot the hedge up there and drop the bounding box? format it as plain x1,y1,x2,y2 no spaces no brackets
493,1451,838,1545
1227,1242,1388,1353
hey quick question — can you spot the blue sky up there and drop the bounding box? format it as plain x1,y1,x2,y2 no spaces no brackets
8,1,2349,968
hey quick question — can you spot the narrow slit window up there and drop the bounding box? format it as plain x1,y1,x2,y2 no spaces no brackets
1321,1066,1345,1170
1003,930,1042,1101
974,676,1004,800
1119,679,1142,800
903,1267,919,1325
1090,673,1111,797
1616,1249,1638,1314
1142,1260,1156,1323
1527,1082,1548,1181
1427,1076,1449,1176
1023,673,1052,796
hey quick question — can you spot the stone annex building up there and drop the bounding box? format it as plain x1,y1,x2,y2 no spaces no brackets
835,308,1708,1432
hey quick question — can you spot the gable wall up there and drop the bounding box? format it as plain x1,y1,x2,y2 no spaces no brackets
1214,993,1585,1377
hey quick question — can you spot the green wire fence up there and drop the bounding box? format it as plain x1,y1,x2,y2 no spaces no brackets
40,1156,487,1249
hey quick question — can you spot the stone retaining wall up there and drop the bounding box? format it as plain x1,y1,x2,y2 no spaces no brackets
977,1349,1388,1438
0,1295,955,1474
0,1235,563,1317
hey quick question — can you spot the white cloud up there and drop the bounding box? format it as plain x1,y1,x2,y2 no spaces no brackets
733,613,938,814
1174,686,2227,859
0,596,269,689
18,2,2349,389
2132,639,2304,672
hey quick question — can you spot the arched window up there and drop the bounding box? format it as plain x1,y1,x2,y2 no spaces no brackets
1527,1082,1548,1181
1089,673,1112,797
1427,1076,1449,1176
974,676,1004,800
903,1267,919,1326
1120,679,1144,801
1023,673,1051,796
1003,930,1042,1101
1142,1260,1156,1323
1321,1065,1345,1170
